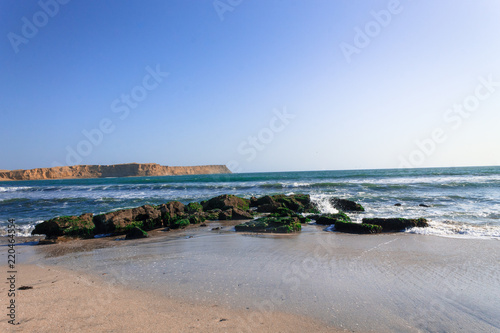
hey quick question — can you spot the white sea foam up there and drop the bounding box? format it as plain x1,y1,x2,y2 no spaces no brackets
0,221,41,237
406,220,500,240
350,174,500,186
290,182,311,187
0,186,32,193
310,194,339,214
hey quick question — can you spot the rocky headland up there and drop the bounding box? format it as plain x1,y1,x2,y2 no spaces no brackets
0,163,231,181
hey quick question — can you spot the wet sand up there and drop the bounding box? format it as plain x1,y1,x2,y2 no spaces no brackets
0,264,336,333
3,221,500,332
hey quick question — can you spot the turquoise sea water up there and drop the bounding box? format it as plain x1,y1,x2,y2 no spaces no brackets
1,166,499,239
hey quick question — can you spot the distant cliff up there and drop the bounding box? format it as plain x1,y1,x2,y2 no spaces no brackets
0,163,231,181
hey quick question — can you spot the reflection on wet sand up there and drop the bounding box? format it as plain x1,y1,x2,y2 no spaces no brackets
16,221,500,332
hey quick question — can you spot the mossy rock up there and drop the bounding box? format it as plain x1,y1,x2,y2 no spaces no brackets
93,205,162,234
32,214,95,239
120,220,144,232
298,216,311,224
269,207,310,223
205,209,221,220
268,222,301,233
231,208,254,220
125,227,149,239
334,221,382,234
159,202,185,227
235,216,301,233
253,194,316,213
141,218,160,231
235,221,269,232
218,210,233,220
362,218,428,232
314,212,351,225
171,219,190,229
162,212,187,228
272,194,303,211
63,226,95,239
270,207,296,217
254,216,292,225
202,194,250,211
290,194,311,206
185,202,203,214
330,198,365,212
249,196,259,207
120,218,159,232
32,220,63,238
306,206,321,214
189,214,206,225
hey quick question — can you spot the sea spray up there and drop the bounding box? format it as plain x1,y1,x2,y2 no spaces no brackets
309,194,339,215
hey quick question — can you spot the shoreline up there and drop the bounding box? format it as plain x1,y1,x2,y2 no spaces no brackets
4,222,499,332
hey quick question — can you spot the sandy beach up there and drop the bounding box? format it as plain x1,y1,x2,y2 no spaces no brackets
2,221,500,332
0,264,337,333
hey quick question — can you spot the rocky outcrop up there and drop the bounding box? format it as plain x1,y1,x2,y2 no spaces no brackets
93,205,163,234
31,194,299,240
0,163,231,181
330,198,365,212
160,201,186,224
31,193,430,242
225,208,254,220
334,221,382,234
269,207,310,224
201,194,250,211
125,227,149,239
235,216,302,233
362,218,428,232
250,194,317,213
32,213,95,239
309,212,382,234
310,214,427,234
234,205,311,233
312,212,351,225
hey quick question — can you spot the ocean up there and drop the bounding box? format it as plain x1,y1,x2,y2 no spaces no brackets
1,166,499,239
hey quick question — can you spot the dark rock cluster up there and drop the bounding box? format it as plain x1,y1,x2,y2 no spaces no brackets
32,194,428,241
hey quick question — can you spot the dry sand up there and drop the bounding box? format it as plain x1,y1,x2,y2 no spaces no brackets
1,264,340,333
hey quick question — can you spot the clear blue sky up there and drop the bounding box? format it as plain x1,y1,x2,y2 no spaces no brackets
1,0,500,172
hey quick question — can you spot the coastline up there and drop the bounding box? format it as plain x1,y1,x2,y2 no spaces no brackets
2,167,499,241
0,163,231,181
4,221,499,332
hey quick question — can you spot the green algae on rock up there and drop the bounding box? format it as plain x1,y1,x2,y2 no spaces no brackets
125,226,149,239
362,218,428,232
330,198,365,212
312,212,351,225
235,216,302,233
30,193,429,242
334,221,382,234
32,213,95,239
